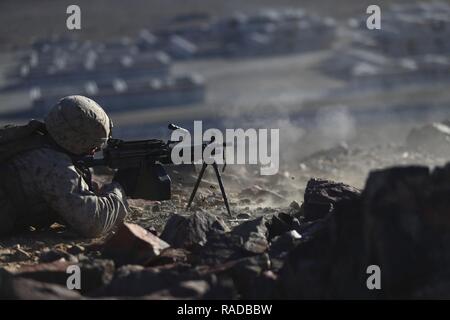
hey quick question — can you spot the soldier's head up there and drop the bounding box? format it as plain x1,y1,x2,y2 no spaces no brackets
45,95,112,155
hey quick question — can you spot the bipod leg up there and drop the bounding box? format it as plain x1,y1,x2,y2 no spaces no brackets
212,162,232,217
187,162,208,210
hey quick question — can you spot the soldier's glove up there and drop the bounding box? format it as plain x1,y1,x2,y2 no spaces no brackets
113,168,140,197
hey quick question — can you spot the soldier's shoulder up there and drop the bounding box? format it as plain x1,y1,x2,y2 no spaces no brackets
19,147,73,166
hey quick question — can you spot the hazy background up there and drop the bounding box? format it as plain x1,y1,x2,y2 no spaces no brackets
1,0,449,191
0,0,419,50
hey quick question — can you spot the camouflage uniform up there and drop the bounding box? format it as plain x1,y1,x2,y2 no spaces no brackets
0,148,128,237
0,96,128,237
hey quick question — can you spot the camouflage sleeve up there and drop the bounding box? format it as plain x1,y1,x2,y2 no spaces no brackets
27,149,129,237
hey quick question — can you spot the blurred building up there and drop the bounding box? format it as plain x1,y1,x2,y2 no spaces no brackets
30,74,205,115
18,49,170,86
348,2,450,57
153,9,336,58
322,49,450,89
4,7,337,117
321,2,450,89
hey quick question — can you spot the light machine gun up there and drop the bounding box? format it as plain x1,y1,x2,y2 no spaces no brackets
79,124,232,216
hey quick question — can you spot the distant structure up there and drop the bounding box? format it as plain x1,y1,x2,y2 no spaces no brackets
4,8,337,117
321,2,450,89
14,36,205,116
19,50,170,86
31,74,205,115
153,9,336,58
322,49,450,88
349,2,450,57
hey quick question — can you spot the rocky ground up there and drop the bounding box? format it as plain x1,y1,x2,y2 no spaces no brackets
1,119,450,299
0,165,297,273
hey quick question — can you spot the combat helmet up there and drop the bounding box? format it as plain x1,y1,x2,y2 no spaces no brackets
45,95,112,155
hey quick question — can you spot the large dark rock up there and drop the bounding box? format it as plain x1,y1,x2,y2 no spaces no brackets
12,258,115,295
160,212,229,249
266,212,301,240
0,269,82,300
93,263,235,299
94,264,197,297
223,254,274,299
102,223,169,265
299,178,361,222
192,217,271,266
192,232,254,266
278,234,335,299
269,230,302,260
278,178,365,299
79,259,115,295
298,179,363,253
146,248,191,267
231,217,269,254
278,218,368,298
361,165,450,298
278,164,450,299
196,254,274,299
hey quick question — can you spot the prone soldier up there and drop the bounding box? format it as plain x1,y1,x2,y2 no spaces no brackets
0,95,129,237
0,94,232,238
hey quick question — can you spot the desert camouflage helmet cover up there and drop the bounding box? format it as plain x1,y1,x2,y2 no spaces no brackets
45,95,111,155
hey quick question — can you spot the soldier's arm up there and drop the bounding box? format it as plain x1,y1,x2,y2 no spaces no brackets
33,150,129,237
